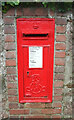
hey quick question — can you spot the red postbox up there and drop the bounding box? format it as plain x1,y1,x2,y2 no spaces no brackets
17,18,55,103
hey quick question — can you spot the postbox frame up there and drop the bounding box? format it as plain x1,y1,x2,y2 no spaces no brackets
17,18,55,103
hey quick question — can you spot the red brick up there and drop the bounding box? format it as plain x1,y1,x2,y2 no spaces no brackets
41,109,50,114
56,35,66,42
52,102,62,108
55,51,65,58
35,7,48,16
25,103,45,108
50,9,55,16
8,96,18,102
55,58,65,66
3,17,14,24
5,43,16,50
54,88,63,94
56,18,67,25
23,8,34,16
52,108,62,114
7,83,17,89
10,109,29,115
23,7,48,16
20,104,24,109
7,67,16,74
6,60,16,66
56,26,66,33
41,108,61,114
55,66,65,73
31,109,41,114
56,12,67,17
56,43,66,50
3,8,15,16
4,25,15,34
6,75,17,82
10,116,19,118
16,7,23,16
45,103,52,108
5,51,16,58
54,73,64,80
54,81,64,87
20,116,25,119
54,96,63,101
9,103,18,109
8,89,17,96
52,115,61,118
5,35,15,42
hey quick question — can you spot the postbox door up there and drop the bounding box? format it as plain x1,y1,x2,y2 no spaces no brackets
23,45,50,98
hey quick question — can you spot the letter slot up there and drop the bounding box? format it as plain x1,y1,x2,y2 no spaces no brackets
23,33,49,40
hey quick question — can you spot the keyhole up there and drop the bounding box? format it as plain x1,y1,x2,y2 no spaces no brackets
27,71,29,75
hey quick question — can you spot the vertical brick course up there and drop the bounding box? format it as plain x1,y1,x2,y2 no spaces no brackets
55,58,65,66
3,17,14,25
55,51,65,58
5,43,16,50
54,81,64,87
7,67,16,74
56,18,67,25
56,35,66,42
8,89,17,96
3,8,15,16
54,96,63,101
7,83,17,89
56,26,66,33
4,25,15,34
56,43,66,50
6,60,16,66
5,51,16,58
55,66,65,73
5,35,15,42
9,103,19,109
8,96,18,102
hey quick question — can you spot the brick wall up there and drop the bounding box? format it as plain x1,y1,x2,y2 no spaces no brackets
1,6,73,119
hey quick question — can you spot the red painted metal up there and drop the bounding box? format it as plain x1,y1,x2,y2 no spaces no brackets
17,18,55,103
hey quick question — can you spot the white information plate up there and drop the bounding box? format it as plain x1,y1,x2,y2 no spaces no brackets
29,46,43,68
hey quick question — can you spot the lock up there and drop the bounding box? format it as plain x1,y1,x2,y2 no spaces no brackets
27,71,29,75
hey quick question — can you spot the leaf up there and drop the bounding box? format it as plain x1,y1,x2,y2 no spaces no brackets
7,1,20,6
42,2,48,7
2,2,5,6
12,1,20,5
14,2,20,5
7,2,14,6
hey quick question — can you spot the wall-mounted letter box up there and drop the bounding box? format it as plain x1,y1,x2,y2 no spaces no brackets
17,18,55,103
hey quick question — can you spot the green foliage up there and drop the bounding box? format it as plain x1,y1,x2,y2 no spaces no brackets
55,2,72,12
42,2,73,12
42,2,48,8
6,2,20,6
2,2,73,13
2,1,20,13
